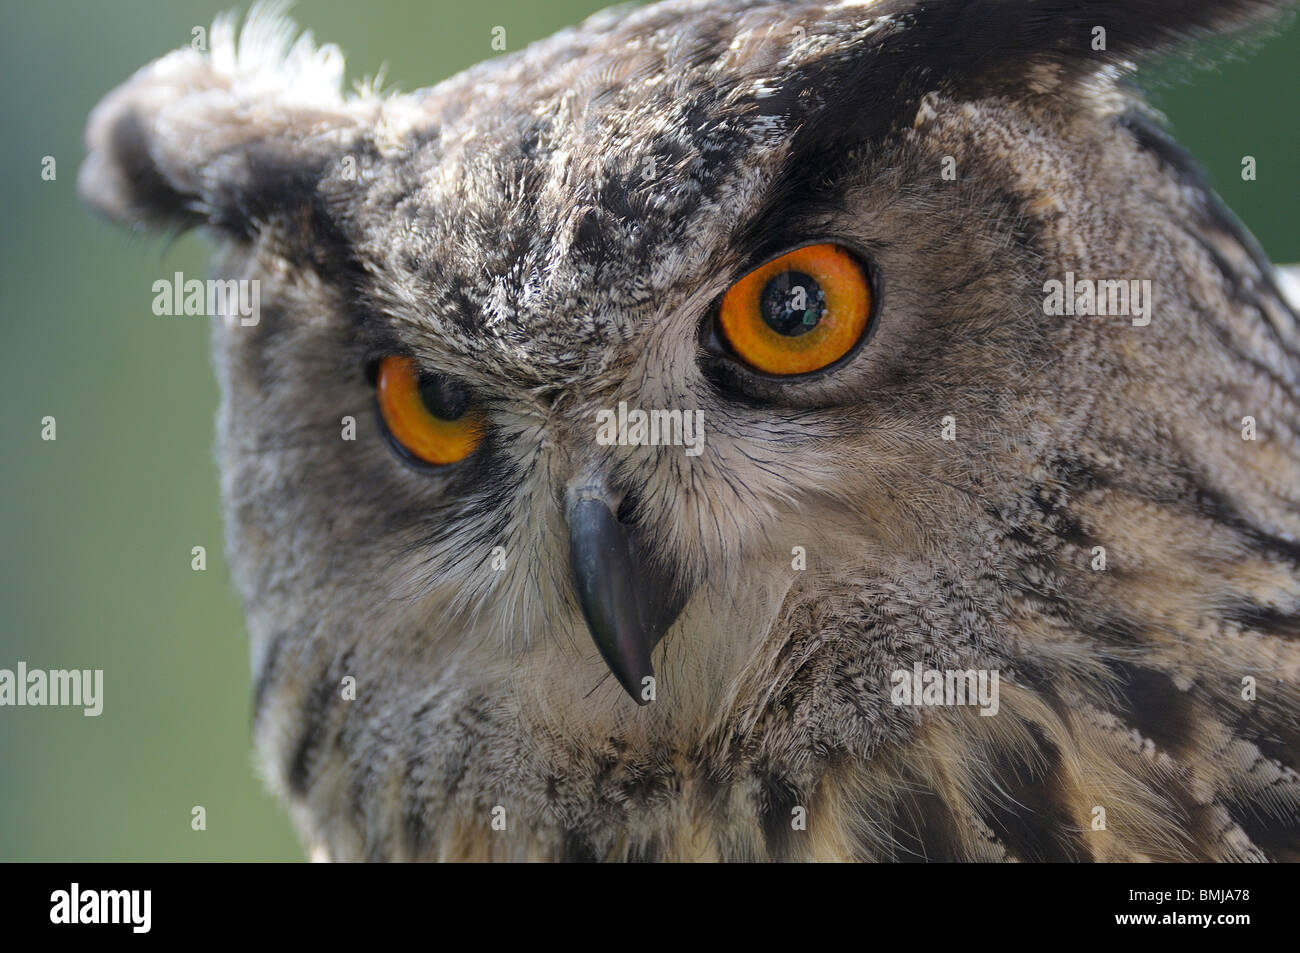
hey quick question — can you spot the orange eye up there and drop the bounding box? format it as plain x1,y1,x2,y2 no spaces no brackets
375,356,483,467
716,243,873,375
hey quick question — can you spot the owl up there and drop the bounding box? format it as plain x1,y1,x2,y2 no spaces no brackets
80,0,1300,862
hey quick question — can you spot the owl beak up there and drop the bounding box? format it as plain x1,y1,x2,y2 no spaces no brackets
566,485,686,705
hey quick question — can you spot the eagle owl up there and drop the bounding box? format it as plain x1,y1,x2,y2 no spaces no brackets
81,0,1300,862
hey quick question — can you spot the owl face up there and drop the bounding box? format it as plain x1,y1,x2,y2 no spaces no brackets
169,0,1052,712
83,0,1300,862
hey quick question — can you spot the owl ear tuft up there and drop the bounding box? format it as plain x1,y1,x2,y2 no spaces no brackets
945,0,1292,69
779,0,1292,159
879,0,1293,86
79,2,379,239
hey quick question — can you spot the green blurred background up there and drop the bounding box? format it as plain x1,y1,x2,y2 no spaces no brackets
0,1,1296,862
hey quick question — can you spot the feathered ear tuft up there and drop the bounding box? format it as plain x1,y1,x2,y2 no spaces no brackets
769,0,1293,154
933,0,1292,71
78,0,381,238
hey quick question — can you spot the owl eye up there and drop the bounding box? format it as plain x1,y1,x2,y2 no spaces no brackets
715,243,873,376
374,356,483,467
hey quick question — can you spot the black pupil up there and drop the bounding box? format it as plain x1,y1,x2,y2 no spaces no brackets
759,271,825,336
418,374,469,420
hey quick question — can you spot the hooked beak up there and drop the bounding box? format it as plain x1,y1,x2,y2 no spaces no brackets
565,484,688,704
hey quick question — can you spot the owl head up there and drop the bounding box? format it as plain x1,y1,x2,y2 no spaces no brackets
81,0,1300,862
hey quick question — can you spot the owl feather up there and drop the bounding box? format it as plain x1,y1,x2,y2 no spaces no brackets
82,0,1300,861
